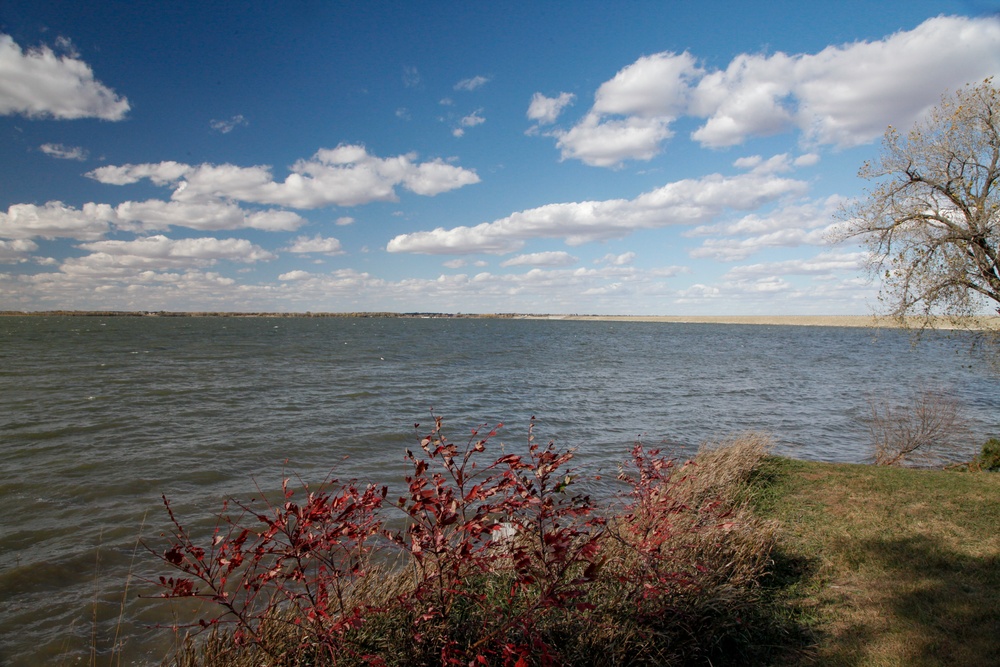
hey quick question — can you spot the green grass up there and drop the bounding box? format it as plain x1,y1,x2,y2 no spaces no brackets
753,457,1000,666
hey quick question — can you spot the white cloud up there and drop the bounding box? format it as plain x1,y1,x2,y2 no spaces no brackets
593,51,700,118
285,234,344,255
688,229,830,262
789,16,1000,147
0,238,38,263
461,109,485,127
387,171,807,254
600,251,636,266
279,270,312,281
526,92,575,124
73,235,275,270
1,198,306,239
0,34,129,120
794,153,820,167
553,113,673,167
87,145,480,208
453,109,486,137
549,52,697,165
335,216,355,226
731,153,804,174
443,258,467,269
542,16,1000,165
89,161,192,186
0,201,113,240
500,251,577,267
723,250,867,281
245,210,307,231
114,199,306,232
40,143,88,160
455,75,490,91
685,195,844,261
693,17,1000,148
209,114,248,133
688,53,797,148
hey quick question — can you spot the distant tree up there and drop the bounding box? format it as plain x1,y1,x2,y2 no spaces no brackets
839,79,1000,336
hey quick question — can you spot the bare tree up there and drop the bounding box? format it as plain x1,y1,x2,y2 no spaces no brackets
839,79,1000,335
866,389,970,466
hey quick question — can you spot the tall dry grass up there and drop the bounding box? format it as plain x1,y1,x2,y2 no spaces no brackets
159,430,783,667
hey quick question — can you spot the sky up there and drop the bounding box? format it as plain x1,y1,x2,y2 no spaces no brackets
2,1,1000,315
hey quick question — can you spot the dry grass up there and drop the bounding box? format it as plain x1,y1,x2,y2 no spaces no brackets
757,457,1000,666
162,434,793,666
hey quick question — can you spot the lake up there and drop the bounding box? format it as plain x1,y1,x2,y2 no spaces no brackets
1,316,997,665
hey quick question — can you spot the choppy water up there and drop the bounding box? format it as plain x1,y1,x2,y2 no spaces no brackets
1,316,997,665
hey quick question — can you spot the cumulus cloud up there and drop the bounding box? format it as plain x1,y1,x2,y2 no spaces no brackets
544,16,1000,165
74,235,275,270
455,75,490,91
0,34,129,120
593,51,701,118
279,270,312,281
87,144,480,208
89,161,192,186
387,171,807,254
114,200,306,232
1,198,306,239
0,201,114,240
209,114,248,133
554,114,673,167
0,238,38,263
500,251,577,267
527,92,575,124
731,153,811,174
685,195,844,261
723,250,866,281
40,143,88,160
285,234,344,255
600,251,636,266
335,216,355,226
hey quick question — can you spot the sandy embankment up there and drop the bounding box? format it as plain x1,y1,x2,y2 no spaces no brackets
541,315,1000,330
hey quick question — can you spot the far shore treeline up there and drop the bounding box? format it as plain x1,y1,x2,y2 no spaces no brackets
0,310,540,318
4,311,1000,330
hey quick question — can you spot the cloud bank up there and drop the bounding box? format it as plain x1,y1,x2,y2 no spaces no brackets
87,144,480,208
387,171,808,254
542,16,1000,166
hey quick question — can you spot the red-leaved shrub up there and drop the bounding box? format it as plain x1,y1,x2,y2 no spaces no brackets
149,420,777,666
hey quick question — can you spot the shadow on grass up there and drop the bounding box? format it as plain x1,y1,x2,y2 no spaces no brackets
748,547,822,665
845,533,1000,666
811,533,1000,666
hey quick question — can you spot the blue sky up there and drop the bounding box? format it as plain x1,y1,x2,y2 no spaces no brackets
2,1,999,314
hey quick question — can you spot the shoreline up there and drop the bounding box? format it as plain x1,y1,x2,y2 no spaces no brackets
2,310,996,330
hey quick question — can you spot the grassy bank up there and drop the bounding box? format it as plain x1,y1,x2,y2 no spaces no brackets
755,457,1000,666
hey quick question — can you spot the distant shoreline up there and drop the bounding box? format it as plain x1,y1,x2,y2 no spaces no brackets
3,310,997,330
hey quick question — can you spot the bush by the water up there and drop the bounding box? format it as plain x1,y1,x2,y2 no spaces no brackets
976,438,1000,472
151,420,783,666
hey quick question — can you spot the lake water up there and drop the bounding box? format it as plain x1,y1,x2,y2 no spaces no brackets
1,316,997,665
